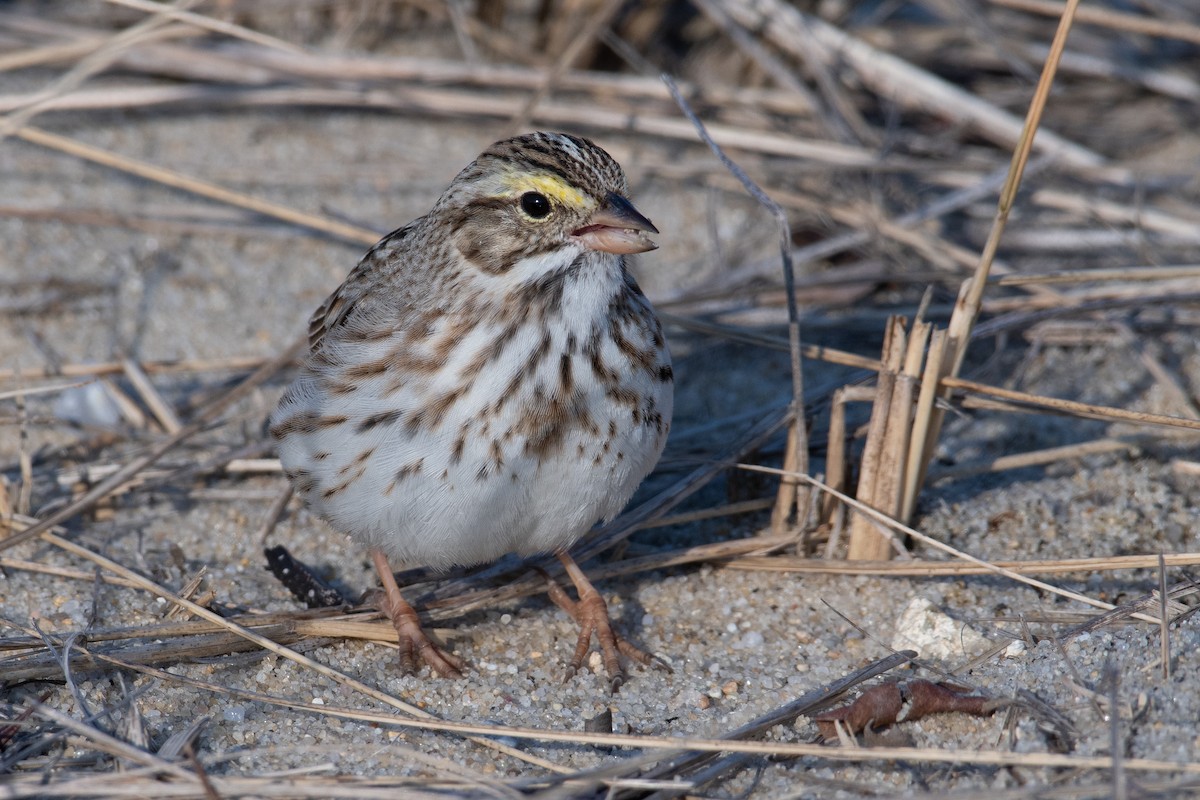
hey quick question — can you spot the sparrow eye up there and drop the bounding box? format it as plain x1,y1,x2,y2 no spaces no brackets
519,192,552,219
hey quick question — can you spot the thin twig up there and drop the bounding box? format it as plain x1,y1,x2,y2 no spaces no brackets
662,73,809,534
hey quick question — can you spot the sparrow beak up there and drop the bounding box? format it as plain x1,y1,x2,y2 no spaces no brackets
571,193,659,255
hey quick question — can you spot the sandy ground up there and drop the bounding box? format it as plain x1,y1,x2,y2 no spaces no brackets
4,42,1200,800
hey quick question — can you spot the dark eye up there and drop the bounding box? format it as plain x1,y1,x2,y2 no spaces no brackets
520,192,551,219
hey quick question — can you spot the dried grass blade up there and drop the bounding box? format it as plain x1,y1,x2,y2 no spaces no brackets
14,127,380,245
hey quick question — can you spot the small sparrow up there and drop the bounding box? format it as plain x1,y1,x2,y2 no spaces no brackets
270,132,672,689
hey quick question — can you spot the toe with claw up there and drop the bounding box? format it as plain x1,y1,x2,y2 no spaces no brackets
545,552,669,692
372,549,464,677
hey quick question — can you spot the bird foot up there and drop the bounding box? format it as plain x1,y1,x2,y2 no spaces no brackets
370,548,463,677
375,588,464,678
543,570,668,693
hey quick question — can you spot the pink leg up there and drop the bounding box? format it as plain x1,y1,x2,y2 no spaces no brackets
371,549,463,677
544,552,665,692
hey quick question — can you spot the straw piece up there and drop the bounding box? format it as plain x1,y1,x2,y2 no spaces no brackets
121,358,182,434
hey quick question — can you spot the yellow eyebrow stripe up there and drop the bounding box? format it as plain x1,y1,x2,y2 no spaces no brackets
502,173,592,209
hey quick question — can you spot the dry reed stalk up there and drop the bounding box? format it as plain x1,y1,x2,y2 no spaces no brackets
818,386,851,526
846,317,904,560
888,318,931,523
2,80,908,166
0,475,11,520
870,318,911,519
992,265,1200,286
98,377,148,428
0,608,362,652
0,380,89,401
1032,188,1200,236
98,43,811,113
941,375,1200,431
988,0,1200,45
1001,228,1200,252
46,457,280,499
14,393,31,516
0,37,119,73
725,552,1200,576
1159,553,1172,681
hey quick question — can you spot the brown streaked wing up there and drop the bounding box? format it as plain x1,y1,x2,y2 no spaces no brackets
307,222,418,353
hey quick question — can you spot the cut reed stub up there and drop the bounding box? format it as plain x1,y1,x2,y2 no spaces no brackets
839,315,946,560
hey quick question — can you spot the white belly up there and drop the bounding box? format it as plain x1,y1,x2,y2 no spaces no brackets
272,273,671,570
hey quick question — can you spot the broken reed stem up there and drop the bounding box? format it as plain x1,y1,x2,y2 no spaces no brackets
846,318,900,560
898,321,934,523
882,318,928,517
771,414,803,534
903,326,951,520
820,387,850,526
872,318,910,533
662,73,809,535
846,316,929,559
